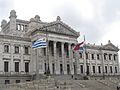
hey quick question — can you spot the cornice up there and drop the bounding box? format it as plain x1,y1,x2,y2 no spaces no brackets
0,34,31,42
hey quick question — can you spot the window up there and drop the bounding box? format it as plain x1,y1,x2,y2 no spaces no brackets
5,80,10,84
52,63,55,74
43,48,46,56
25,62,29,72
44,63,47,73
80,65,83,73
86,53,88,59
21,25,24,30
74,64,77,74
115,67,117,73
4,45,9,53
4,61,9,72
93,66,95,73
17,24,20,30
15,46,19,53
79,53,82,58
105,66,107,73
26,80,30,82
67,64,70,74
98,66,101,73
109,54,112,60
86,66,89,75
110,66,112,73
16,80,20,83
104,53,107,60
91,54,94,60
60,64,63,74
97,54,100,60
15,62,19,72
114,54,117,61
25,46,29,54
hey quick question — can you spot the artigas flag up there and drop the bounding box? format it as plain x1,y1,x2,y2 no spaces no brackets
32,37,46,49
73,41,84,52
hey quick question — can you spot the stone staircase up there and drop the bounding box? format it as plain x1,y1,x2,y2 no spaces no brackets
1,76,119,90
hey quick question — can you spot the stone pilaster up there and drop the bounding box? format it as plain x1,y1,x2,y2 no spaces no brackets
20,45,24,73
10,44,14,73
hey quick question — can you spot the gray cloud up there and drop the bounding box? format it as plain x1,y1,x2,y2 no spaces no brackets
0,0,13,21
103,0,120,22
53,0,120,43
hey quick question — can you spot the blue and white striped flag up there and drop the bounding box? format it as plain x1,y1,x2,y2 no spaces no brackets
32,37,46,49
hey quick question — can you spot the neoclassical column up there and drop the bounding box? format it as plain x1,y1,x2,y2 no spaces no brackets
106,54,110,75
62,42,67,74
70,44,74,74
53,41,59,74
116,54,119,75
68,43,72,74
83,51,87,75
89,54,92,75
95,53,98,75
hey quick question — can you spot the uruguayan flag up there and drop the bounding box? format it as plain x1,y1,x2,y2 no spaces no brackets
32,37,46,48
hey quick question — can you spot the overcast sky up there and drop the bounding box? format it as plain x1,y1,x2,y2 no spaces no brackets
0,0,120,47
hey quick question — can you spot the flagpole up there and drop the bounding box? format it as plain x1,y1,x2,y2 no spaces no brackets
84,35,89,76
36,48,39,79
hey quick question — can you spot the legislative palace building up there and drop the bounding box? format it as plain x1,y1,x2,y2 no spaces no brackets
0,10,119,84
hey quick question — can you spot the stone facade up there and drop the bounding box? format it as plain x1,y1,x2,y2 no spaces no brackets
0,10,119,84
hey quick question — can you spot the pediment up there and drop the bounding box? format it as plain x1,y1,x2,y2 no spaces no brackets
27,21,80,37
46,21,79,37
103,43,119,51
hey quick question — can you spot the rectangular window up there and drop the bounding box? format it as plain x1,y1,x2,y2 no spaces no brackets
98,66,101,73
79,53,82,58
43,48,46,56
4,45,9,53
80,65,83,73
86,53,88,59
114,54,117,61
16,80,20,83
97,54,100,60
92,66,95,73
25,46,29,54
17,24,20,30
110,66,112,73
115,67,117,73
60,64,63,74
15,62,19,72
5,80,10,84
25,62,29,72
104,53,107,60
15,46,19,53
91,54,94,60
26,80,30,82
44,63,47,73
67,64,70,74
4,62,9,72
52,63,55,74
109,54,112,60
21,25,24,30
105,66,107,73
87,65,89,75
